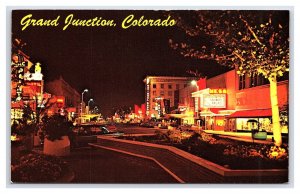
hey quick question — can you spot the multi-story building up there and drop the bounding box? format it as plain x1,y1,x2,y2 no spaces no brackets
143,76,196,119
11,49,46,124
44,76,81,120
192,69,288,133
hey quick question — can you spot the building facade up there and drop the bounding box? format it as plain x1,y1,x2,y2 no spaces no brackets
44,76,81,120
144,76,196,119
192,69,288,133
11,48,46,124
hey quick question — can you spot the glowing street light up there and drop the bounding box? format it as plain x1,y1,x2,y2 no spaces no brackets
191,80,199,90
88,99,94,113
80,89,88,123
191,80,197,86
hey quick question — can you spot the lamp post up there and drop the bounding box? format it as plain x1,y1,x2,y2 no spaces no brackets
93,106,99,114
88,98,93,113
80,89,88,123
191,80,199,90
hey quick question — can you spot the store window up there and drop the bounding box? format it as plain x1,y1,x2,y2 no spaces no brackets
250,74,258,87
239,75,246,90
257,74,268,86
251,74,268,87
236,118,272,132
236,118,257,130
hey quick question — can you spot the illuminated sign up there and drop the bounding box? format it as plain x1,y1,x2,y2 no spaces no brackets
202,94,226,108
209,88,227,94
24,72,43,81
146,82,150,113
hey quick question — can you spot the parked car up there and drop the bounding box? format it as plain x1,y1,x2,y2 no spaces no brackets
140,122,155,128
105,124,117,132
73,125,110,136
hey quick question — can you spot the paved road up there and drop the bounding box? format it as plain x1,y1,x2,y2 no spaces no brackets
115,124,161,135
64,147,178,183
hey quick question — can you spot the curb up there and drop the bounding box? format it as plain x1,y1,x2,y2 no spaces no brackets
97,136,288,177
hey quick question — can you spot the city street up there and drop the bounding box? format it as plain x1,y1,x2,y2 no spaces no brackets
114,124,160,135
10,10,290,185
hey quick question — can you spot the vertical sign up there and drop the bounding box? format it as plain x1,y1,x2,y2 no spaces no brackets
146,78,150,115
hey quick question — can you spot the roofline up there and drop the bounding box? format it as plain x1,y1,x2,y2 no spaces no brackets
143,75,197,82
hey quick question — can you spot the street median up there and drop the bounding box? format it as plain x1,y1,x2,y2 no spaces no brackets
92,136,288,178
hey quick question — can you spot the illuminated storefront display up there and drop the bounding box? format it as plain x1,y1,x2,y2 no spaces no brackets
236,118,272,132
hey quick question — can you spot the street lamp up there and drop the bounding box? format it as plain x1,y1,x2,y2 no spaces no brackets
94,106,99,114
88,99,94,113
191,80,199,91
80,89,88,123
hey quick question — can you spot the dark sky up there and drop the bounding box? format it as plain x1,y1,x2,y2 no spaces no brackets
12,10,228,116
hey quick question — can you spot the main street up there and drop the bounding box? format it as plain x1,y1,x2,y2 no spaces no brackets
114,124,161,135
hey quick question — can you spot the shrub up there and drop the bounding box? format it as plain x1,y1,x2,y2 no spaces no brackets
198,131,217,144
41,114,73,141
154,130,169,140
223,144,288,160
267,145,288,160
11,153,68,183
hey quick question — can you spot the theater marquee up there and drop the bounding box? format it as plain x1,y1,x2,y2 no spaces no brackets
202,94,226,108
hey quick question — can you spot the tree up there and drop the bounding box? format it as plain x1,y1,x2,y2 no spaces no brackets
169,10,289,146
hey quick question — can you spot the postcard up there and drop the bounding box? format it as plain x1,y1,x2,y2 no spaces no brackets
10,9,289,184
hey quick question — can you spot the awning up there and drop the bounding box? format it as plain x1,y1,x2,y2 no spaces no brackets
227,109,272,118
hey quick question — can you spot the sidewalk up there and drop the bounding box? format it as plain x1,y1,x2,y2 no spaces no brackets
204,130,274,144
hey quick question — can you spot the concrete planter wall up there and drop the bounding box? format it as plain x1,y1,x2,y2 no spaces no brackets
44,136,70,156
34,135,41,146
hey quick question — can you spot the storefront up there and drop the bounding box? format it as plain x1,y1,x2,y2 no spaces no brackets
226,109,273,132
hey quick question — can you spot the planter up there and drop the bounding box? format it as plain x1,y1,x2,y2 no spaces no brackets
44,136,70,156
34,135,41,146
23,134,34,151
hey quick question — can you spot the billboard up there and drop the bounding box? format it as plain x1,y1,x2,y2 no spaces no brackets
202,94,226,108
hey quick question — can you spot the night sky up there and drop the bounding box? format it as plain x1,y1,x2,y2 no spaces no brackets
12,10,229,116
